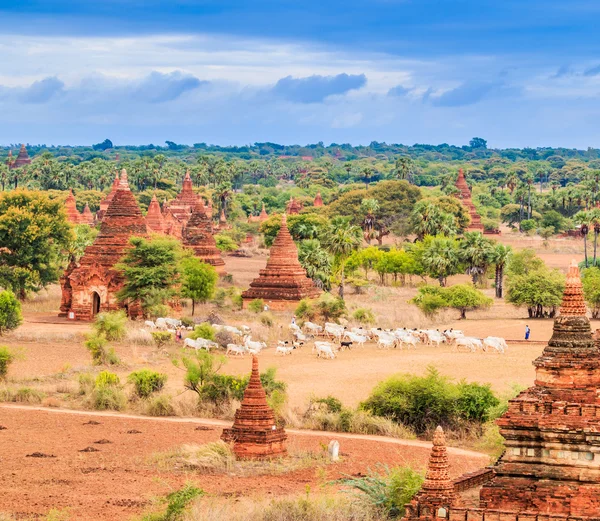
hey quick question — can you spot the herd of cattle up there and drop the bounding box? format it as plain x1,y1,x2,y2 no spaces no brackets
142,318,508,360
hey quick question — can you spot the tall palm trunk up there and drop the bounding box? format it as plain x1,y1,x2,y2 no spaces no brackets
338,264,345,299
594,230,598,267
527,185,532,219
584,233,589,268
495,264,504,298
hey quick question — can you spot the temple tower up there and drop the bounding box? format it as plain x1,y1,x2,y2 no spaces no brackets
221,356,287,459
182,201,226,275
61,169,148,320
9,144,32,169
453,169,484,233
286,197,302,215
64,189,82,224
80,203,95,226
241,214,321,310
97,172,120,220
145,194,166,234
314,192,324,207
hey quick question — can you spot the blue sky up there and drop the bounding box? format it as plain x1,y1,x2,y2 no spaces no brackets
1,0,600,148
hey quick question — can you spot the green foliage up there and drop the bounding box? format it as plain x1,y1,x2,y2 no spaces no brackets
142,484,204,521
295,293,347,322
298,239,332,290
260,312,274,327
340,465,424,518
190,322,216,341
312,395,344,413
520,219,536,232
92,310,127,341
507,248,544,276
412,235,461,286
128,369,168,398
180,257,218,315
411,283,493,319
144,394,175,417
540,210,567,234
352,307,376,324
65,224,98,262
0,290,22,335
361,367,499,434
0,346,15,379
151,331,173,349
96,370,120,388
410,199,459,239
0,190,73,299
581,267,600,318
117,236,182,314
89,371,126,410
84,333,120,365
260,213,329,247
214,234,238,252
248,298,264,313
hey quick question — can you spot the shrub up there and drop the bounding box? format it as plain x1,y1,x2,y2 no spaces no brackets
214,234,238,252
93,311,127,341
84,333,120,365
231,292,243,310
248,299,264,313
96,370,120,388
144,394,175,416
189,323,215,341
260,312,274,327
151,331,173,349
142,483,204,521
214,330,233,348
352,308,376,325
129,369,168,398
340,465,424,518
312,395,343,413
12,387,45,404
360,367,499,435
180,317,195,328
0,290,22,335
78,373,95,395
0,346,15,379
520,219,537,232
296,293,347,322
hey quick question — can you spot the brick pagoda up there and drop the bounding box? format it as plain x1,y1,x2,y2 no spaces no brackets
453,169,484,233
241,214,321,310
162,171,199,237
286,197,302,215
64,189,82,224
60,169,148,320
182,201,226,275
248,203,269,223
8,144,32,169
403,261,600,521
314,192,324,207
221,356,287,459
145,194,166,234
80,203,95,225
97,172,120,220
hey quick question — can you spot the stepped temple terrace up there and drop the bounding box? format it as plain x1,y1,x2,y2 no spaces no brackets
221,356,287,459
162,171,199,237
97,172,120,220
60,169,148,320
182,200,226,275
241,214,321,309
403,261,600,521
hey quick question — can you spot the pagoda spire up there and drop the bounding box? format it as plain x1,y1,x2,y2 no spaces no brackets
182,200,226,275
559,260,587,316
422,426,454,494
145,193,166,234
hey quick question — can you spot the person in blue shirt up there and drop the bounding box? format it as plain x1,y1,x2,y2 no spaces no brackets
525,325,530,340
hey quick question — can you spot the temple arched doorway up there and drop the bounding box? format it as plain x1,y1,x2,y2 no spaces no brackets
92,292,101,316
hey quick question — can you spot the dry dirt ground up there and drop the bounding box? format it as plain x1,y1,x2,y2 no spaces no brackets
0,406,488,521
0,233,590,519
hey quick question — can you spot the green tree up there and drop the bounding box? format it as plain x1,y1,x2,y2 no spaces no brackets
320,217,363,299
410,201,458,240
491,244,512,298
298,239,332,290
0,190,73,299
414,235,461,287
411,284,492,319
574,210,591,268
65,224,99,263
117,236,182,315
506,267,565,318
180,257,218,315
458,232,495,285
582,267,600,318
347,246,382,279
0,290,22,335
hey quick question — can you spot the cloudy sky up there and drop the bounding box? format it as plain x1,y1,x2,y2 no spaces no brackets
2,0,600,148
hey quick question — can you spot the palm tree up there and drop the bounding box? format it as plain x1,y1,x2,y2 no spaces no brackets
321,217,363,299
574,210,591,268
361,198,380,243
419,236,461,287
524,174,534,219
410,201,458,240
459,232,495,286
589,209,600,267
394,156,413,183
490,244,512,298
298,239,332,290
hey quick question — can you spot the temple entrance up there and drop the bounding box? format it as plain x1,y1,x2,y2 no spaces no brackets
92,292,101,316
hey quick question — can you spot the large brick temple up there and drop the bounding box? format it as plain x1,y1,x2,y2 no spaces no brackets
403,261,600,521
182,200,226,275
7,144,32,170
241,214,321,310
60,169,148,320
221,356,287,459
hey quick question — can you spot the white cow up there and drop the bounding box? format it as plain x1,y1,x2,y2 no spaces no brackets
313,341,336,359
226,344,248,356
276,345,294,355
483,336,507,354
344,331,368,347
324,323,344,340
455,336,482,352
243,335,266,352
304,322,323,335
184,337,217,351
144,320,156,329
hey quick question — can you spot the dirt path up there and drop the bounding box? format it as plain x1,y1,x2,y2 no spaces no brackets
0,406,489,521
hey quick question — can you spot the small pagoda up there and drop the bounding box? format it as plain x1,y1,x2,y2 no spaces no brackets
313,192,324,207
80,203,95,226
403,261,600,520
286,197,302,215
145,194,166,234
242,214,321,310
162,171,199,237
61,169,148,320
182,201,226,275
248,203,269,223
221,356,287,460
453,169,484,233
64,189,82,225
8,144,31,169
97,172,120,220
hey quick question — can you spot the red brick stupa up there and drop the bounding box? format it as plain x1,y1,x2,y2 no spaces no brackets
221,356,287,460
8,144,32,169
313,192,324,207
286,197,302,215
242,214,321,310
182,201,226,275
162,171,199,238
97,172,120,221
145,194,166,234
64,189,82,224
80,203,95,226
60,169,148,320
453,169,484,233
248,203,269,223
404,261,600,520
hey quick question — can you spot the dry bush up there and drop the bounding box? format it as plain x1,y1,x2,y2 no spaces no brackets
142,394,175,417
20,286,62,314
10,330,83,344
186,495,382,521
42,396,61,408
126,328,154,346
0,386,45,404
